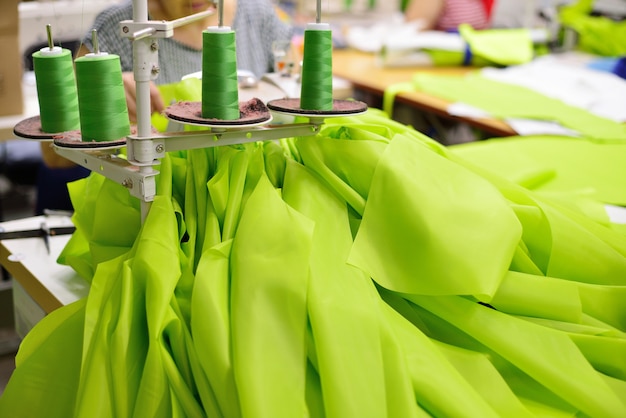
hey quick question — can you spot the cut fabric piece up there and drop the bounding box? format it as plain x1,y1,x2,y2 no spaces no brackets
458,24,535,65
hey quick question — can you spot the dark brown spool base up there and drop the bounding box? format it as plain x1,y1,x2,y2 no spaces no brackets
52,124,161,148
266,98,368,117
165,97,272,127
13,115,129,149
53,131,127,149
13,116,65,140
53,126,161,149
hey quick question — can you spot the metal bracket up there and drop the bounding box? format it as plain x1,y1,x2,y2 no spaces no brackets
138,121,324,155
52,147,158,202
53,120,322,204
119,10,213,41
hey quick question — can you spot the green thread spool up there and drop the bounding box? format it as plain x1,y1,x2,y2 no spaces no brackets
201,27,240,120
75,53,130,142
300,23,333,111
32,47,80,133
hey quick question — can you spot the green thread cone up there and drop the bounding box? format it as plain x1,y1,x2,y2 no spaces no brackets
202,28,240,120
75,54,130,142
33,47,80,133
300,24,333,111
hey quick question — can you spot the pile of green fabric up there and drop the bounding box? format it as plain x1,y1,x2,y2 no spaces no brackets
1,108,625,417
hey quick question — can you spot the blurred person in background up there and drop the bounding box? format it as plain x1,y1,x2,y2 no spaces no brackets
405,0,496,31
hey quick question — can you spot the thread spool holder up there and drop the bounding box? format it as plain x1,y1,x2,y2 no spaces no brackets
20,0,366,222
52,121,325,203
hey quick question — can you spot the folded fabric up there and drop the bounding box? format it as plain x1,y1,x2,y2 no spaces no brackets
1,108,625,417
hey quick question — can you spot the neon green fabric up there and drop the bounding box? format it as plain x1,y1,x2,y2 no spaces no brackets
450,135,626,206
449,135,626,237
458,24,535,65
0,299,85,418
59,173,142,282
1,108,625,417
559,0,626,57
347,132,522,297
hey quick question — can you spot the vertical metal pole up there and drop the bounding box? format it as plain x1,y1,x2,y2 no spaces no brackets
316,0,321,23
132,0,152,140
218,0,224,27
46,24,54,50
132,0,154,222
92,29,100,54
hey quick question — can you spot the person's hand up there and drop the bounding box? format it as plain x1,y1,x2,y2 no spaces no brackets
121,72,165,123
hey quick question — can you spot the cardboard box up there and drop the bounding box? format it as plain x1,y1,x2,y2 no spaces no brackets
0,0,23,117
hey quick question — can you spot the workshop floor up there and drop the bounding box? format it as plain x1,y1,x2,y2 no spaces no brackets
0,177,38,396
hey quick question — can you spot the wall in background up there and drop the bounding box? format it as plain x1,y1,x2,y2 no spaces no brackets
18,0,122,55
280,0,401,17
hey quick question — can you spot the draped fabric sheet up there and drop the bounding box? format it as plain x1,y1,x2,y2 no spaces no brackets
1,109,625,417
449,135,626,207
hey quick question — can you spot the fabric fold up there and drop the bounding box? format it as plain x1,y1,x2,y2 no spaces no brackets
2,108,625,417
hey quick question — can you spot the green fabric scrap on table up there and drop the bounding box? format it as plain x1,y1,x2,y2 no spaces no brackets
458,24,535,66
383,72,626,142
1,107,626,417
410,72,626,141
422,23,538,67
